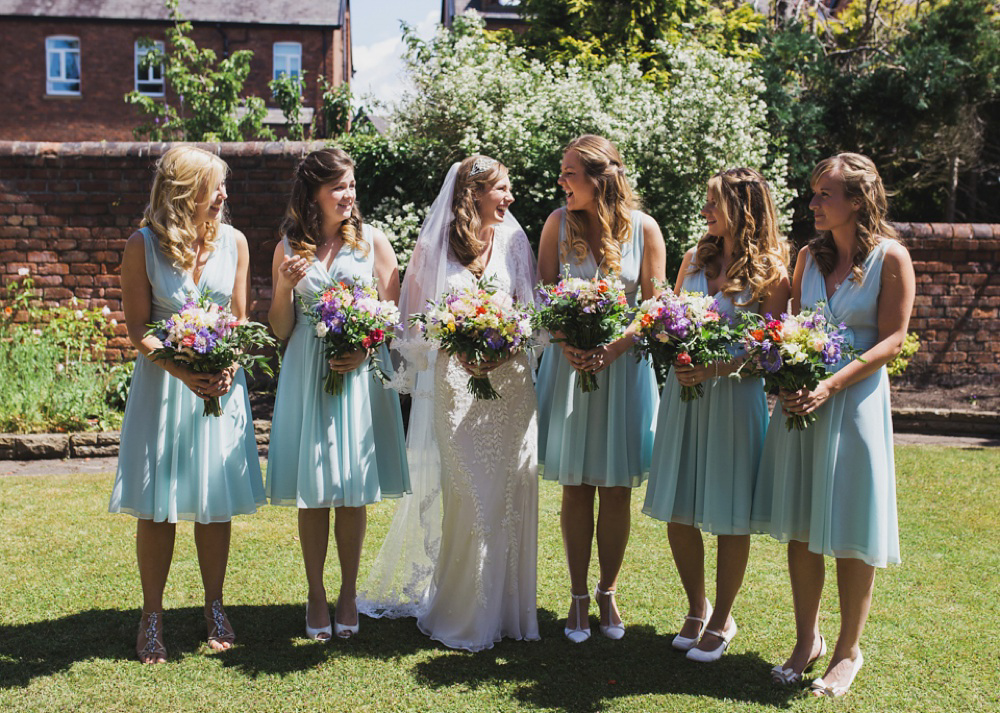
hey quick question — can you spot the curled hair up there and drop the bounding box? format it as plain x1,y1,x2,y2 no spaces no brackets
282,148,366,260
141,146,228,271
808,152,899,283
692,167,789,305
449,155,506,278
562,135,637,276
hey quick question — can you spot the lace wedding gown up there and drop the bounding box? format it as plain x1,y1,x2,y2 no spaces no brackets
359,224,540,651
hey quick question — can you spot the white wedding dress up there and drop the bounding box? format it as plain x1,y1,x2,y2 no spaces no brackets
359,222,540,652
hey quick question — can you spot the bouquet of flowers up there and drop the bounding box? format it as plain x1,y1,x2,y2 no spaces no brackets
533,274,630,393
740,306,853,430
301,279,400,396
146,294,276,417
411,281,533,400
631,289,743,401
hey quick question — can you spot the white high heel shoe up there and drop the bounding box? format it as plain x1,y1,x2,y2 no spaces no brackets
672,600,713,651
333,599,359,639
811,650,864,697
771,636,827,685
564,592,591,643
305,602,332,641
686,618,737,663
594,585,625,640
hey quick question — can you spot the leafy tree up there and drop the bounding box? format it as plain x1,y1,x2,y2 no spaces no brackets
759,0,1000,233
269,72,307,141
125,0,273,141
380,13,790,274
514,0,765,78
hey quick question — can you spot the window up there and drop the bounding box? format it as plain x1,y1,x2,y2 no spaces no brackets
273,42,302,81
135,41,165,96
46,36,80,95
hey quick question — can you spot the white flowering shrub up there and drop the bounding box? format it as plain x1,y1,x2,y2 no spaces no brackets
384,13,793,272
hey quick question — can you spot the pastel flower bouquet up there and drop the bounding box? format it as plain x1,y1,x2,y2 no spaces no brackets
411,281,533,401
301,279,401,396
631,289,743,401
146,294,276,416
740,306,854,430
533,274,630,393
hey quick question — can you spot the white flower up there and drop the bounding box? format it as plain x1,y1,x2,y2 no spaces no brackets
55,363,65,373
110,319,118,327
17,267,30,276
74,310,84,319
315,322,329,337
102,306,111,316
32,328,42,336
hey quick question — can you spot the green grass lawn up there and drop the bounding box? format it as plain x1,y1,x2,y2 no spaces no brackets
1,445,998,712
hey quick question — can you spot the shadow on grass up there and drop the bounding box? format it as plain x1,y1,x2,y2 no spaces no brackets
406,610,802,712
0,603,435,688
0,606,803,710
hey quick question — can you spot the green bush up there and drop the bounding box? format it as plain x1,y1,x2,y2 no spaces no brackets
0,272,122,433
887,331,920,378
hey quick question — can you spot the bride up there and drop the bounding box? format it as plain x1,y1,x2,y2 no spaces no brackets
358,156,541,651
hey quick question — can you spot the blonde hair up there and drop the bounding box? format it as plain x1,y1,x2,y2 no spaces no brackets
692,167,789,305
282,148,366,260
808,152,899,283
449,155,507,279
562,135,637,276
141,145,228,270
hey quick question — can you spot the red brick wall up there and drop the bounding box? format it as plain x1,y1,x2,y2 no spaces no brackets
0,19,344,142
0,141,997,383
895,223,1000,384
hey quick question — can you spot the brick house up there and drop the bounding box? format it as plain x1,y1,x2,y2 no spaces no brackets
442,0,526,32
0,0,352,141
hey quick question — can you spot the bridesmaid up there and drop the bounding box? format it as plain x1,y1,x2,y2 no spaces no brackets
643,168,790,662
536,135,665,642
751,153,915,696
265,148,409,640
110,145,265,663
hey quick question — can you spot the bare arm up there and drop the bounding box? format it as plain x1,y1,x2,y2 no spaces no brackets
537,209,563,285
230,229,251,321
371,227,401,303
268,240,309,340
782,242,915,415
120,231,222,398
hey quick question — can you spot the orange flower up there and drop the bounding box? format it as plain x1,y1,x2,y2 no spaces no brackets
640,314,654,328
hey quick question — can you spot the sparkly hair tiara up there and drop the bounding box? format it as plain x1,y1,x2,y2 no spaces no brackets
468,156,498,177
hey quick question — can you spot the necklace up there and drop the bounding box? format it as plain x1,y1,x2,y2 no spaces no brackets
830,261,853,292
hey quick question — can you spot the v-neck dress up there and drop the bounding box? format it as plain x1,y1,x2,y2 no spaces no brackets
536,209,659,488
750,241,900,566
642,269,769,534
265,226,410,508
109,225,265,523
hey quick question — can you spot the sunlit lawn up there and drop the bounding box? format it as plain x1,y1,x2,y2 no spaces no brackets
1,445,997,712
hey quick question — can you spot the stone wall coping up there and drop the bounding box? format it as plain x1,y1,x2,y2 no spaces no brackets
0,140,331,159
0,411,996,461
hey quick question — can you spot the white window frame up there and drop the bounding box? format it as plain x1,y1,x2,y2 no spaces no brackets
134,40,165,96
46,35,81,96
272,42,302,82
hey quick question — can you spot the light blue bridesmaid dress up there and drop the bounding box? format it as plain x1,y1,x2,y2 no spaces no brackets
536,209,659,488
751,241,900,567
643,269,769,534
109,225,265,523
265,225,410,508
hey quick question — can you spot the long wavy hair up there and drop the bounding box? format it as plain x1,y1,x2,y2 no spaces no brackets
141,146,228,271
449,155,507,279
808,152,898,283
692,167,789,305
562,135,637,276
282,148,366,260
